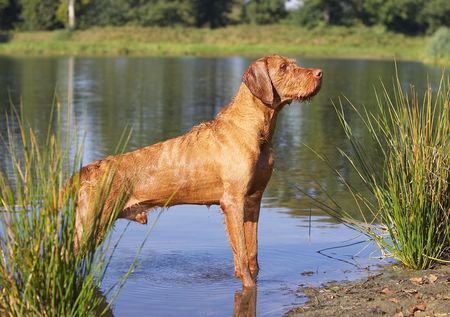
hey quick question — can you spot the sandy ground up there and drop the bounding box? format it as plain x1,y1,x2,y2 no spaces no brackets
286,264,450,317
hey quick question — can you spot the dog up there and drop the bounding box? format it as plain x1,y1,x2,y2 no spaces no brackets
74,55,322,288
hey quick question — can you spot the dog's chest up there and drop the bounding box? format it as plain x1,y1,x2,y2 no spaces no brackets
249,144,274,193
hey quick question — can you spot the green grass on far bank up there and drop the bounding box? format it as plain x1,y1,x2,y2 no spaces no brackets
0,25,429,61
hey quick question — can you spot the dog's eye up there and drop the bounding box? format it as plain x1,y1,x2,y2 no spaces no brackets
280,63,287,71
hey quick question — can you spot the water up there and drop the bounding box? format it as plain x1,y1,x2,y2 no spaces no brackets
0,56,442,316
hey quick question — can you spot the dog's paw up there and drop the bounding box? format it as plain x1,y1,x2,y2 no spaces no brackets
249,260,259,278
250,267,259,279
135,212,148,225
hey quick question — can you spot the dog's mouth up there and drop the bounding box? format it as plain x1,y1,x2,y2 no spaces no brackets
279,77,322,105
286,86,321,102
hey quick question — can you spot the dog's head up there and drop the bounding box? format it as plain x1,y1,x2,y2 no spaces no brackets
243,55,322,108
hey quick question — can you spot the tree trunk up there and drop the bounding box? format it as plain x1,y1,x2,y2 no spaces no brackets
68,0,75,30
323,4,331,24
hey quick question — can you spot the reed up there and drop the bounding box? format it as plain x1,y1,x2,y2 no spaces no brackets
0,102,134,316
308,74,450,269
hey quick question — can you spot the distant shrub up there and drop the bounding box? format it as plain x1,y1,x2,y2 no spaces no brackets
244,0,287,25
20,0,62,30
426,27,450,63
133,0,194,27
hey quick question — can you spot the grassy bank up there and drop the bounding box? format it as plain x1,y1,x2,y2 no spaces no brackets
0,25,428,61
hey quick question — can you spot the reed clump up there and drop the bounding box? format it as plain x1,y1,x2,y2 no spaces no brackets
312,74,450,269
0,104,131,316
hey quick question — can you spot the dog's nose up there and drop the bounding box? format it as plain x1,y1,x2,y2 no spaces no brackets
313,69,323,79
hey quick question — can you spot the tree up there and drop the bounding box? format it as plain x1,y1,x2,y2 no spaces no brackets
133,0,194,27
290,0,356,28
362,0,426,34
76,0,134,28
0,0,20,30
20,0,62,30
245,0,287,25
191,0,235,28
423,0,450,33
57,0,92,29
68,0,75,29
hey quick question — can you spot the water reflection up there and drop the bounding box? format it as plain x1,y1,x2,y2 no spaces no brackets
233,288,256,317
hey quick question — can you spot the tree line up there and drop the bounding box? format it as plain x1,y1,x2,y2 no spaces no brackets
0,0,448,35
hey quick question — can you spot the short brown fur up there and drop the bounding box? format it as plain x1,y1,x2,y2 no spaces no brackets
74,55,322,288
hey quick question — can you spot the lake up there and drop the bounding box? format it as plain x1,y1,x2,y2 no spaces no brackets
0,56,442,316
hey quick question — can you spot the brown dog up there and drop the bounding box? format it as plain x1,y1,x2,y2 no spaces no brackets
75,55,322,288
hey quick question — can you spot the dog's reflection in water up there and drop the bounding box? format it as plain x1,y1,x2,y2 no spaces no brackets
233,287,257,317
95,285,256,316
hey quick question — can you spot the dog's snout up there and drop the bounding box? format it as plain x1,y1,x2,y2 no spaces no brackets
312,69,323,79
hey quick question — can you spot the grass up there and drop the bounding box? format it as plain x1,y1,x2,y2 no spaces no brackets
0,25,427,61
0,102,141,316
308,73,450,269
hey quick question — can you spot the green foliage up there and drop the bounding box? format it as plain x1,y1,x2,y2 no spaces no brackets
1,0,449,33
363,0,426,34
423,0,450,33
133,0,195,27
289,0,355,28
77,0,133,28
56,0,90,28
56,0,68,25
426,27,450,64
75,0,233,29
309,75,450,269
290,0,450,34
0,0,19,29
191,0,235,28
245,0,287,25
20,0,62,30
365,0,450,34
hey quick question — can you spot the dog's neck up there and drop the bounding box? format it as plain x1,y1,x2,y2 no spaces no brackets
217,83,281,144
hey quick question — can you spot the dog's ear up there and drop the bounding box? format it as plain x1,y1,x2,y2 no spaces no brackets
242,58,274,105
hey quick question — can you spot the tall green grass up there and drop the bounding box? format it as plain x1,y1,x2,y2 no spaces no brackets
0,103,135,316
310,74,450,269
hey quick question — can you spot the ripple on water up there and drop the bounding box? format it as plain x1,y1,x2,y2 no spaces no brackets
134,251,234,284
108,250,240,317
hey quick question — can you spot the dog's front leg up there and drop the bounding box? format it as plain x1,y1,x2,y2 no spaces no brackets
221,192,255,288
244,192,263,279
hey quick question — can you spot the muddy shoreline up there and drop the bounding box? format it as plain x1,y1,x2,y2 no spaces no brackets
286,264,450,317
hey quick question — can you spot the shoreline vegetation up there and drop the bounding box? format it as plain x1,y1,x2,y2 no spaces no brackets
290,74,450,316
0,25,433,62
0,105,141,315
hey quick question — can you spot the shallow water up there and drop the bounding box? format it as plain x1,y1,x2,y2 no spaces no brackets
0,56,442,316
